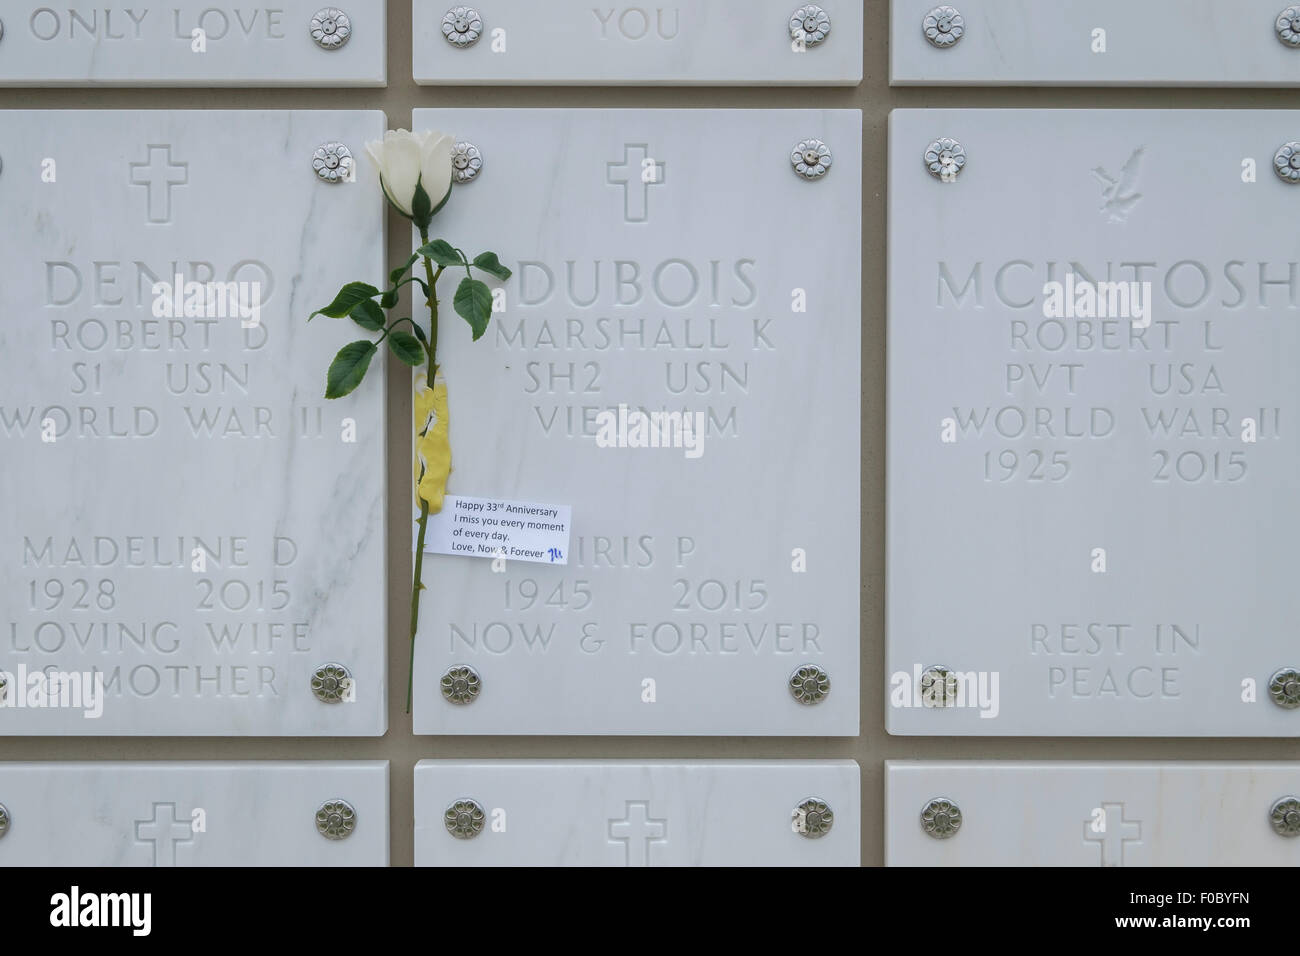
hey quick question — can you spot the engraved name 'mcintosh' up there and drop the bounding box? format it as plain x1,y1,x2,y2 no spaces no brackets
938,258,1300,312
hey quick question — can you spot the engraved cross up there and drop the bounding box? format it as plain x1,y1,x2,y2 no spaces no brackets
1084,802,1141,867
130,145,189,224
609,800,667,866
607,144,665,224
135,802,194,867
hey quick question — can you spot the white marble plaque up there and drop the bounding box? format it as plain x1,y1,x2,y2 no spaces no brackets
411,108,861,736
0,110,387,735
887,761,1300,867
0,2,386,86
0,762,388,865
413,0,862,86
891,0,1300,87
888,110,1300,737
415,760,860,866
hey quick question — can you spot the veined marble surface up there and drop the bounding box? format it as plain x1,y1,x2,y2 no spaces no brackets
0,110,387,735
410,109,861,736
888,109,1300,736
414,0,862,86
415,760,860,866
892,0,1300,87
0,2,386,86
887,761,1300,866
0,761,389,865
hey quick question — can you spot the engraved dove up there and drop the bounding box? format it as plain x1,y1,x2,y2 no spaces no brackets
1091,147,1145,223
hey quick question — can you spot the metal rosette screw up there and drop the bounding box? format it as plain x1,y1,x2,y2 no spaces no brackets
789,5,831,47
1270,796,1300,836
791,139,832,180
1268,667,1300,707
923,6,964,48
313,142,353,183
310,7,351,50
792,798,834,838
441,665,481,704
1274,143,1300,184
1277,6,1300,47
443,6,483,47
920,665,958,707
789,663,830,704
315,799,357,840
921,798,962,839
452,141,483,184
311,662,352,703
925,137,966,181
445,799,486,838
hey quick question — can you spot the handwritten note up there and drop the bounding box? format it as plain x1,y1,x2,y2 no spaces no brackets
423,495,572,566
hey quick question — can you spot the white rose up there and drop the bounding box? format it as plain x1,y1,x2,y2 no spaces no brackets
365,129,454,224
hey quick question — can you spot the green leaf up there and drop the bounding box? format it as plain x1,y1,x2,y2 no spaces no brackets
409,322,428,343
454,277,493,340
417,239,464,268
349,298,385,332
390,253,419,286
325,341,377,399
379,289,399,309
388,331,425,367
472,251,512,281
310,281,380,320
410,180,433,229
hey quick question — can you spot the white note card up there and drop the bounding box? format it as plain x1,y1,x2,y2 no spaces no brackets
423,495,572,565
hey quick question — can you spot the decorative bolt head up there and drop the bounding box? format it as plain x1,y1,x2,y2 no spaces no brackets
1270,796,1300,836
313,142,353,183
315,799,356,840
924,6,964,48
445,799,486,838
791,139,832,180
452,141,483,184
921,798,962,839
925,137,966,181
1274,144,1300,184
920,665,958,707
441,664,481,704
1268,667,1300,706
1278,6,1300,46
789,5,831,47
310,662,352,703
792,797,834,838
310,7,351,49
442,6,483,47
0,803,9,839
789,663,830,704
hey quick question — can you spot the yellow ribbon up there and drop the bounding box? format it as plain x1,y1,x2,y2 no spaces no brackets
414,376,451,514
